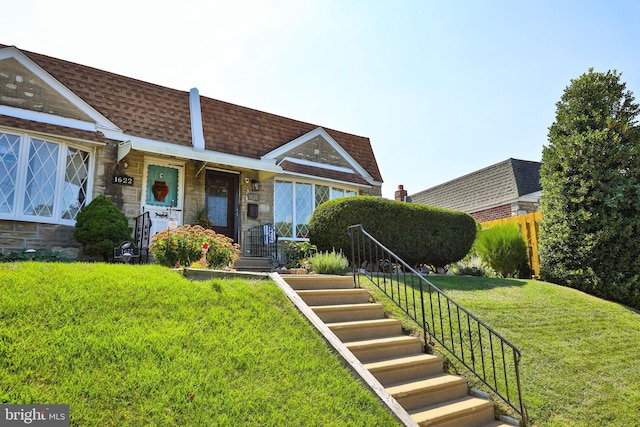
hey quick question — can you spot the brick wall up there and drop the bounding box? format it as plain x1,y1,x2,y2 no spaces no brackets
470,204,512,222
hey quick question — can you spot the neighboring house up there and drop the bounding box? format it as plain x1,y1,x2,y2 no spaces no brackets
0,45,383,258
409,158,541,222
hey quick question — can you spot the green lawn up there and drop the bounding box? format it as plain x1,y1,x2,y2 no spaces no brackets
0,263,400,426
361,275,640,427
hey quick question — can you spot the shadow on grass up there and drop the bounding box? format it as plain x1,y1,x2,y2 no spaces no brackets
414,275,528,292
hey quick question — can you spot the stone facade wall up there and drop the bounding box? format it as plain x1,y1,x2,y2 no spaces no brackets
1,136,382,257
277,135,352,169
0,220,78,255
517,201,539,214
238,173,273,256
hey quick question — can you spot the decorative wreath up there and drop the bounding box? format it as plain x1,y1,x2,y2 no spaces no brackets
152,181,169,201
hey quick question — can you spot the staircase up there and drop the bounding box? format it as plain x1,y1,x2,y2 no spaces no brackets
277,274,517,427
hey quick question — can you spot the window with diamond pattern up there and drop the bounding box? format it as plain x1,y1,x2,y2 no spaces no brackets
0,131,91,223
274,180,357,239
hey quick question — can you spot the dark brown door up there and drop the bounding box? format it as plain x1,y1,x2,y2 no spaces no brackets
205,171,238,241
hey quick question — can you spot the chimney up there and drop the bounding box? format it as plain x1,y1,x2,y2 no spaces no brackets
395,184,408,202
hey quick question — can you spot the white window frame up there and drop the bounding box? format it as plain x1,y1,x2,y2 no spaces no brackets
0,129,95,226
274,178,358,241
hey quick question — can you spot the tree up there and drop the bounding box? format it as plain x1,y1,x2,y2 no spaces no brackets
539,69,640,308
74,195,132,261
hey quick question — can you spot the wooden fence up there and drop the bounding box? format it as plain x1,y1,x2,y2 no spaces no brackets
480,211,543,278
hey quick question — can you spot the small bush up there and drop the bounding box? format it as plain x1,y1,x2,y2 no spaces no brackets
73,195,132,261
450,254,495,277
282,241,317,269
0,249,73,263
149,225,240,268
475,224,529,278
309,250,350,275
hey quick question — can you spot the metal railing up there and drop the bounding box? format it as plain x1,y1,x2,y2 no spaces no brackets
348,224,527,424
133,211,152,264
246,223,278,260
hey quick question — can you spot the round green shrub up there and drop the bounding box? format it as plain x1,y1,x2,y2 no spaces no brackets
308,196,476,268
73,195,132,261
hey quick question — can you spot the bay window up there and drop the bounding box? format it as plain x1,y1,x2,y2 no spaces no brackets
274,180,357,239
0,130,92,224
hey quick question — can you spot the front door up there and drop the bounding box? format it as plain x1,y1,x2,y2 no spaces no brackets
141,160,184,236
205,170,238,241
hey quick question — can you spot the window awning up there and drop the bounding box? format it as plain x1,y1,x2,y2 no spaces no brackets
117,139,282,175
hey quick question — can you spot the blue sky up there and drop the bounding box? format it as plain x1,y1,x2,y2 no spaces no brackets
3,0,640,198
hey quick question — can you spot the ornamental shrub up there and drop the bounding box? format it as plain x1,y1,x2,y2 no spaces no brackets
282,241,317,269
149,225,240,268
308,196,476,269
73,195,132,261
309,250,350,275
474,224,529,278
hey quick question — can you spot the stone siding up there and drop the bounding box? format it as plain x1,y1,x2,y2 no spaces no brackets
277,136,352,170
0,220,78,255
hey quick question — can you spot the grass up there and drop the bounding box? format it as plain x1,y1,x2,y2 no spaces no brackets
0,262,400,426
360,274,640,427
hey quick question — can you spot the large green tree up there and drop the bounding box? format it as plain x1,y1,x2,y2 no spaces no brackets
540,69,640,308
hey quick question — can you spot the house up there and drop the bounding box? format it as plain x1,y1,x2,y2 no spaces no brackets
0,44,383,259
409,158,541,222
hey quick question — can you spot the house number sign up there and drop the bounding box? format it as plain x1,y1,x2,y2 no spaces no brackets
112,174,134,186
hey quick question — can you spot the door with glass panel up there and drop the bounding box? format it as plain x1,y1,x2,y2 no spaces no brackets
205,170,238,241
141,160,184,236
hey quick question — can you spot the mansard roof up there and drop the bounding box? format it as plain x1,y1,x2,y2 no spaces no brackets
410,158,541,213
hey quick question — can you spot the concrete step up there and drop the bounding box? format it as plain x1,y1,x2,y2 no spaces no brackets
344,335,423,363
296,288,371,306
311,303,385,323
284,275,355,290
364,354,444,386
326,318,402,341
409,396,496,427
234,257,274,272
387,373,469,411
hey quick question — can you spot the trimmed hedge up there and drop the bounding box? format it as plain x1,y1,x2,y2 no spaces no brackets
308,196,476,268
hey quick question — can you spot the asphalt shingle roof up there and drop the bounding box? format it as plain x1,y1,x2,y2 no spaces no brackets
0,44,382,183
410,158,541,212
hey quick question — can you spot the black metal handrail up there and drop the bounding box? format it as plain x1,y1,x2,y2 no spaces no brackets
133,211,152,264
348,224,528,425
246,223,278,261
